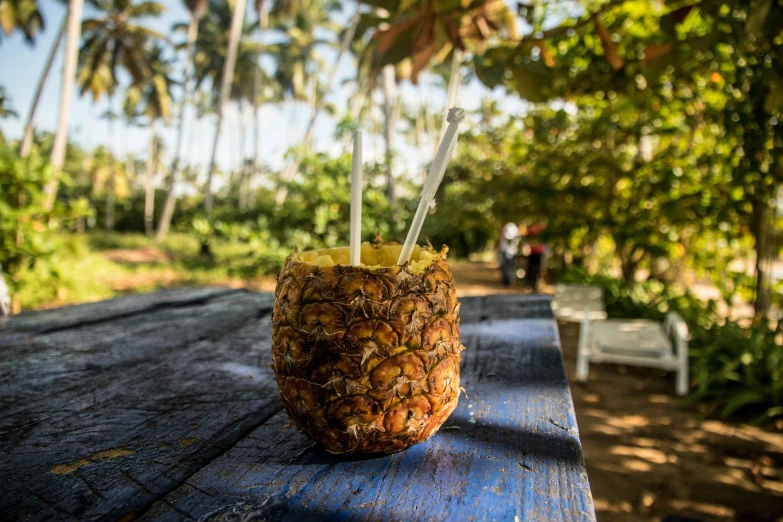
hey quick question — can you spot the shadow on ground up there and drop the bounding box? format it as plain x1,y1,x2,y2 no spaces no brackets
557,321,783,522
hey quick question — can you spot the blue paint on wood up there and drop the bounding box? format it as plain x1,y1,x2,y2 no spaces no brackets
141,295,596,522
2,292,594,521
0,291,279,521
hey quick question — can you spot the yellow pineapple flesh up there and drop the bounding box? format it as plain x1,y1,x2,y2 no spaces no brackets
271,242,463,454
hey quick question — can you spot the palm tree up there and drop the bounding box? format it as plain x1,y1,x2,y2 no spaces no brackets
245,69,281,208
124,43,174,236
98,108,120,230
120,110,143,191
87,145,127,221
0,0,44,45
250,0,269,209
143,134,164,233
156,0,206,241
273,2,361,207
362,0,517,192
203,0,248,212
189,90,215,156
20,14,67,157
75,0,165,228
43,0,85,211
179,0,264,212
228,34,277,210
77,0,166,103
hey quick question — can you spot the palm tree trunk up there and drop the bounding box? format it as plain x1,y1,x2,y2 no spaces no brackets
439,48,463,140
415,103,425,150
157,13,200,241
43,0,85,211
144,123,156,236
105,98,115,232
752,196,773,318
21,14,67,158
349,81,368,121
382,65,398,202
306,70,316,146
250,72,260,209
105,173,116,232
204,0,247,212
238,101,247,210
370,92,378,161
425,109,436,155
416,97,427,182
273,6,361,207
125,153,134,188
423,72,437,154
250,4,267,210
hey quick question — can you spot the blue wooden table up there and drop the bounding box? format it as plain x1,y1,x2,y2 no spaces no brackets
0,289,595,521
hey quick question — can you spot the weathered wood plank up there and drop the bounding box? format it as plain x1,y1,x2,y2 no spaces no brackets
0,286,240,335
482,294,553,320
456,295,484,324
140,294,595,522
0,291,282,521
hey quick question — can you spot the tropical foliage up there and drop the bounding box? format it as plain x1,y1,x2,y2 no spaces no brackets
0,0,44,44
0,144,90,312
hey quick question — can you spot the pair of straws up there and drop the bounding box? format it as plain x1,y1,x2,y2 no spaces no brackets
350,107,465,266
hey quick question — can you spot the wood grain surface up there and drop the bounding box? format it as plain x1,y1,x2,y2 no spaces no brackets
0,290,595,521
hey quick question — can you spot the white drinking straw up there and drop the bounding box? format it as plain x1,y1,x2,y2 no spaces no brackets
397,107,465,265
350,130,363,266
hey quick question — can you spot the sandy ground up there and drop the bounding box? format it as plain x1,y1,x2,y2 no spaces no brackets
559,322,783,522
451,261,783,522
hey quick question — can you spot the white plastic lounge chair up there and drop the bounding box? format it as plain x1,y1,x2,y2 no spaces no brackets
551,284,608,322
576,311,689,396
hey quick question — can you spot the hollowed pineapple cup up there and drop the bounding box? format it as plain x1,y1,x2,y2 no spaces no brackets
271,242,463,454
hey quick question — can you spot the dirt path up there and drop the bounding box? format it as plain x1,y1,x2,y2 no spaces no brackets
450,261,783,521
558,322,783,522
450,260,542,296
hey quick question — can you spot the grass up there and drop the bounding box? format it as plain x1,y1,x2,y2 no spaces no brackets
16,232,285,311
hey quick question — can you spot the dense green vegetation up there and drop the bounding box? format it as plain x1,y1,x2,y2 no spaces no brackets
1,0,782,424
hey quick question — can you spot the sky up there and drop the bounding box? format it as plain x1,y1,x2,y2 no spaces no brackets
0,0,529,191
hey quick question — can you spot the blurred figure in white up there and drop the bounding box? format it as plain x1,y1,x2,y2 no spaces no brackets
498,222,520,287
0,264,10,316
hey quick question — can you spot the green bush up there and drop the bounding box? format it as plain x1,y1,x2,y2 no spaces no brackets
195,153,493,259
560,267,721,333
189,215,288,277
270,155,410,250
691,320,782,424
0,144,90,308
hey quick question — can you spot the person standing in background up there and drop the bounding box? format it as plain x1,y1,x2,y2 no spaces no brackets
498,222,520,287
524,222,546,290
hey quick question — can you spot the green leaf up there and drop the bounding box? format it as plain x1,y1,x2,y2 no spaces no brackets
660,4,696,36
474,41,570,102
719,389,767,418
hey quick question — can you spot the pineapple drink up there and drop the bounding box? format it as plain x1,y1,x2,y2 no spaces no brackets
271,241,463,454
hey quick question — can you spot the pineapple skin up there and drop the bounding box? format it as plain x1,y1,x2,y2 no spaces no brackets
271,244,463,454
